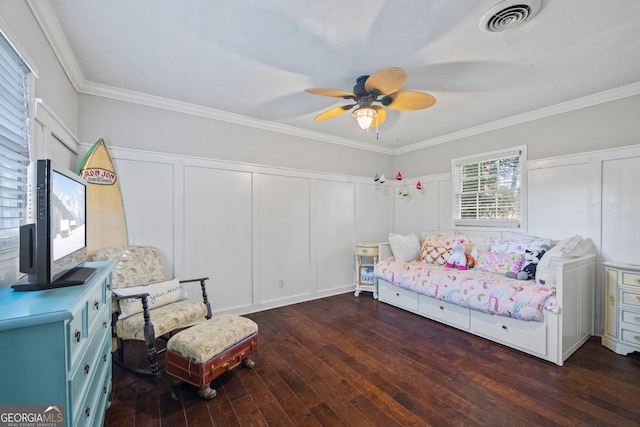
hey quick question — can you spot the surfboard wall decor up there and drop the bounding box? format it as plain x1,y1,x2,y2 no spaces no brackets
77,138,128,255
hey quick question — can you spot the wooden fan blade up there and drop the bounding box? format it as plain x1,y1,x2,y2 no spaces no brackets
372,106,386,127
365,67,408,95
313,105,354,122
305,88,355,99
385,91,436,110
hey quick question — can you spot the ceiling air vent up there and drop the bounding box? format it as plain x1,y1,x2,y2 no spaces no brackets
479,0,541,32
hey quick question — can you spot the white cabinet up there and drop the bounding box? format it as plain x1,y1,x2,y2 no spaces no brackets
354,243,379,298
601,262,640,355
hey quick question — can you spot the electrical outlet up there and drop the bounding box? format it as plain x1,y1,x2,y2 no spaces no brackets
279,278,285,287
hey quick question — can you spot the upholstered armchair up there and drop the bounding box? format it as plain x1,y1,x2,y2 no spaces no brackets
91,246,212,378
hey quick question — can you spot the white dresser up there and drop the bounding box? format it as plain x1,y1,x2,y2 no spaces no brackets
0,261,114,426
601,261,640,355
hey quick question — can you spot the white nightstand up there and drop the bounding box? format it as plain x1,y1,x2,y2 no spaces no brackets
354,243,379,299
602,261,640,355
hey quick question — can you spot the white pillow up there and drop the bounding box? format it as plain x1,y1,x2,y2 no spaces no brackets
114,279,189,319
388,233,421,262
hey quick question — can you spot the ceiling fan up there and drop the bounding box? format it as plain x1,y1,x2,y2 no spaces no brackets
305,67,436,130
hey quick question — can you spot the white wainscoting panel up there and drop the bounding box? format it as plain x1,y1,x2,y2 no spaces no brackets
395,176,445,235
527,162,592,239
602,156,640,264
257,174,311,304
183,166,253,311
115,159,175,279
315,179,356,292
356,182,394,243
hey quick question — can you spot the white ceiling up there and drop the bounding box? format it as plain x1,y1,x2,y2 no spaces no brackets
36,0,640,152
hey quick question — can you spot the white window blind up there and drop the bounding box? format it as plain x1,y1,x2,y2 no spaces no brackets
453,148,525,229
0,33,30,253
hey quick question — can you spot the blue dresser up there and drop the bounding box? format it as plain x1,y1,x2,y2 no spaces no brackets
0,261,114,427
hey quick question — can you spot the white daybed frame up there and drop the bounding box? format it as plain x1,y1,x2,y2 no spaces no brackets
376,243,596,366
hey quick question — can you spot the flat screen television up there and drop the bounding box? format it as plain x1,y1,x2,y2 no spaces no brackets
12,159,95,291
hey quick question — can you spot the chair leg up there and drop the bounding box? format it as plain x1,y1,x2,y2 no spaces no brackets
147,343,161,378
112,337,163,378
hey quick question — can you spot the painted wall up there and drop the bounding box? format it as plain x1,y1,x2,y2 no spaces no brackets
393,94,640,177
76,95,394,178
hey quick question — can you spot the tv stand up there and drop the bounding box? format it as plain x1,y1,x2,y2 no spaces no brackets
11,266,97,292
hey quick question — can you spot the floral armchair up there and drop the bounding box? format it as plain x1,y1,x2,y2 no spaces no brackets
91,245,212,378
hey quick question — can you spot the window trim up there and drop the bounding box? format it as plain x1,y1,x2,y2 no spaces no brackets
451,145,527,232
0,30,35,258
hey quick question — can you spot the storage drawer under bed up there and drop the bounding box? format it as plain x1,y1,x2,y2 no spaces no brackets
470,310,547,356
378,280,418,313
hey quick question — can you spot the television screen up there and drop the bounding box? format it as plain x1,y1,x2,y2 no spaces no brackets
12,159,94,291
51,169,86,261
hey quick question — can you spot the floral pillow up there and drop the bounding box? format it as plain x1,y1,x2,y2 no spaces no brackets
475,248,525,275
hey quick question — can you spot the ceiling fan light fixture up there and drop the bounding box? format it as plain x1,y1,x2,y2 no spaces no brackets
352,107,378,130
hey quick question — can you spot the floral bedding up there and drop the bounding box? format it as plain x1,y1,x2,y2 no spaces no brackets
374,257,558,322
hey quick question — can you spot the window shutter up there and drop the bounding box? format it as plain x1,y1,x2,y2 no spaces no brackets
0,34,30,253
453,148,524,229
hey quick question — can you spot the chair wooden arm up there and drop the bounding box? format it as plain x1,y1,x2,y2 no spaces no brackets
179,277,212,319
111,292,156,347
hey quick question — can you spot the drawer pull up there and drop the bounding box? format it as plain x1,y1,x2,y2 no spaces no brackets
501,325,507,330
362,249,369,254
636,296,640,303
84,364,90,375
103,386,108,394
74,330,81,343
103,354,108,362
635,335,640,342
94,301,100,310
439,306,444,310
85,407,91,417
396,293,400,297
635,317,640,323
106,284,111,291
610,295,615,306
103,321,108,329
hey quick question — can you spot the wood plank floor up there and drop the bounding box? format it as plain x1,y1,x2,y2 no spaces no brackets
103,293,640,427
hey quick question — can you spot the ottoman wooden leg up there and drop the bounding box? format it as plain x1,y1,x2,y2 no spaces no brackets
198,384,217,400
244,357,255,369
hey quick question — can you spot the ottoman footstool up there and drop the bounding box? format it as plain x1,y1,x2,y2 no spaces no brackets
166,313,258,399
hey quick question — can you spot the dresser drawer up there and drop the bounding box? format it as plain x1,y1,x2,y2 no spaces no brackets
67,306,88,370
620,308,640,328
86,278,107,332
378,281,418,312
619,323,640,348
470,311,547,355
621,272,640,287
620,288,640,309
419,295,469,329
68,325,110,425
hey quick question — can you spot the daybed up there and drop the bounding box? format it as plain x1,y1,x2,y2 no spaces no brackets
374,233,596,366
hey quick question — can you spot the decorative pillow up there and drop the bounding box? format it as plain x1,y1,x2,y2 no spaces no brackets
114,279,189,319
388,233,421,262
420,245,451,265
485,237,551,256
475,248,525,275
422,234,470,248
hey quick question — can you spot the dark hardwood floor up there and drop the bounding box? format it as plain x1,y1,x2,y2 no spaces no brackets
103,293,640,427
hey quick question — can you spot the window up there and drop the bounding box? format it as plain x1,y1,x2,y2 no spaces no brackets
0,33,31,254
452,146,526,230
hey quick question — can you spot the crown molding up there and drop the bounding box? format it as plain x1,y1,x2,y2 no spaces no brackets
26,0,85,90
77,81,395,155
396,82,640,154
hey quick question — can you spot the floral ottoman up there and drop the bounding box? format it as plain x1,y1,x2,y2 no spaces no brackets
166,313,258,399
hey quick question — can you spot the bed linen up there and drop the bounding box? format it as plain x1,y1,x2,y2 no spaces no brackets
374,257,557,322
